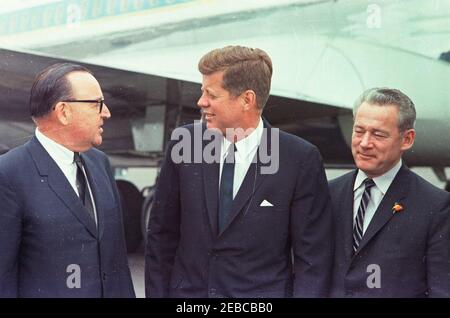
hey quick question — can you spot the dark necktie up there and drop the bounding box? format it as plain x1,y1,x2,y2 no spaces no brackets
74,152,96,222
353,178,375,253
218,144,236,233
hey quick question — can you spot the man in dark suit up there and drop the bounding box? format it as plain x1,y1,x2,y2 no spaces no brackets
330,87,450,297
145,45,333,298
0,63,135,297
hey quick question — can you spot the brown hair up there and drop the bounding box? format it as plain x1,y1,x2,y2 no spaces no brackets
198,45,272,110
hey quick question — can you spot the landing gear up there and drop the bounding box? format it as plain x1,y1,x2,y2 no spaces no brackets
445,181,450,192
140,186,155,245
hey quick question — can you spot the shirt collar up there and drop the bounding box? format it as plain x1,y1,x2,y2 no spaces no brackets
35,127,75,165
353,159,403,195
221,118,264,160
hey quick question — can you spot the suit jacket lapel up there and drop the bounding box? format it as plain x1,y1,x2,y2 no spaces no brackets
81,153,110,239
202,126,221,237
340,171,358,261
223,161,266,233
354,165,409,256
203,161,220,237
219,120,271,235
27,137,98,238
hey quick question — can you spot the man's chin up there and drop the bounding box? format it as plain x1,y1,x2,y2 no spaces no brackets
355,162,377,175
93,137,103,147
206,124,223,133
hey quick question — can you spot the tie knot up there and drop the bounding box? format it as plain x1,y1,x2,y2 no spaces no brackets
364,178,375,189
73,152,82,164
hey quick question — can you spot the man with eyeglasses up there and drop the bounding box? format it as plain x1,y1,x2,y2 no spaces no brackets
0,63,135,297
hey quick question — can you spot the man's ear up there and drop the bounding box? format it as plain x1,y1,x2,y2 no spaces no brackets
242,90,257,111
401,129,415,151
54,102,72,125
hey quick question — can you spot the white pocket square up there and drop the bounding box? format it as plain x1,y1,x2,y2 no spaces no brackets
260,199,274,207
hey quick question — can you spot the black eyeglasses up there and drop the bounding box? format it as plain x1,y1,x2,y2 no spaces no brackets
62,98,105,113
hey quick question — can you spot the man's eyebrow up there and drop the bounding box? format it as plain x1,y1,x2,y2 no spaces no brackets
373,129,389,135
353,126,388,134
201,87,215,94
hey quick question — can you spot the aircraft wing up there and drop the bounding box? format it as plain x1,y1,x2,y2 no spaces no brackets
1,0,450,167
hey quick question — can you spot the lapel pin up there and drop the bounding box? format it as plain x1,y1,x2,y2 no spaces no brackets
392,202,403,214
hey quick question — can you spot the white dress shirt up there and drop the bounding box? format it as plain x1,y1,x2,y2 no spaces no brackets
35,128,98,225
36,128,78,194
219,118,264,199
353,159,402,234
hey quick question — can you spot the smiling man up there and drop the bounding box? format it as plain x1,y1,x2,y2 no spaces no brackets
0,63,135,297
329,87,450,297
145,45,333,298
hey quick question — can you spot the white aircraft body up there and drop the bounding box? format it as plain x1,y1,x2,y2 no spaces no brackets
1,0,450,250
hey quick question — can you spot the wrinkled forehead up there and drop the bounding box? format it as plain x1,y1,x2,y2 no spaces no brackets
354,103,401,131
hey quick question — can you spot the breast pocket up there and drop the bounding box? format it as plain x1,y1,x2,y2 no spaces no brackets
243,199,289,229
253,199,288,213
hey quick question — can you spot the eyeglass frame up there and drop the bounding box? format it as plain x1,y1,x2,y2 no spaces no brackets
60,98,105,113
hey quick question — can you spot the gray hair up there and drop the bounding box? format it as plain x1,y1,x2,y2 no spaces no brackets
353,87,416,131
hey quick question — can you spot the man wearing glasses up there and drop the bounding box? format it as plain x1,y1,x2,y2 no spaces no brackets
0,63,135,297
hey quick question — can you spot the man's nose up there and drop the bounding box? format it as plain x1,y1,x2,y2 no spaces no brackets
101,103,111,119
360,132,371,147
197,94,208,108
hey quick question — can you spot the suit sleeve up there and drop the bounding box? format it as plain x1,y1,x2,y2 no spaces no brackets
0,170,22,297
291,146,333,297
145,140,180,298
427,196,450,297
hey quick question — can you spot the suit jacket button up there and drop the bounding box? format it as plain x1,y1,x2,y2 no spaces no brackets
102,272,107,281
209,288,216,296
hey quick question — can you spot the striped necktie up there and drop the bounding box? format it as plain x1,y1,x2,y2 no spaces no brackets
353,178,375,253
